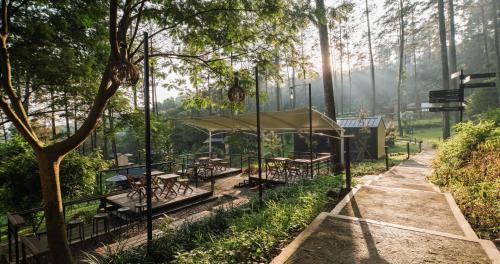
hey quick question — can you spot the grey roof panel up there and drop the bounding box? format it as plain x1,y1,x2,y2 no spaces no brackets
337,116,384,128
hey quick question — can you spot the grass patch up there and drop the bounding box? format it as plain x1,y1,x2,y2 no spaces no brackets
82,175,343,264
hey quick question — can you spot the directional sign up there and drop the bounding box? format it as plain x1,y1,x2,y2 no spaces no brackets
468,73,496,79
450,71,460,79
429,89,463,103
463,75,471,83
429,106,464,112
459,82,496,89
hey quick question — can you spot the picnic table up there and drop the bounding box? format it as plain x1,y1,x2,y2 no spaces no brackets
209,158,226,172
157,173,181,197
290,159,312,179
266,157,290,180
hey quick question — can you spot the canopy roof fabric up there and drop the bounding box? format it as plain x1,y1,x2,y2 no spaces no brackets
183,108,343,132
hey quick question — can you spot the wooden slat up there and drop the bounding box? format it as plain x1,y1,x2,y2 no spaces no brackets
429,106,464,112
460,82,496,89
468,73,496,79
429,89,462,103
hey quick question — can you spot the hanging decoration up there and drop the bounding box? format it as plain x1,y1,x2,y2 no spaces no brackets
227,71,245,103
111,61,140,86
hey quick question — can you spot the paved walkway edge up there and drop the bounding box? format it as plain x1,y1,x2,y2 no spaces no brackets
270,212,330,264
272,152,500,264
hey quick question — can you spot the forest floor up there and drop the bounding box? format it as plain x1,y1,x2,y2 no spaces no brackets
271,148,499,264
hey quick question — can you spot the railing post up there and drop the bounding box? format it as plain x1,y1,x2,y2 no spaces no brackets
385,146,389,171
345,136,352,190
418,141,422,153
240,154,243,170
406,142,410,159
194,165,198,188
210,168,215,193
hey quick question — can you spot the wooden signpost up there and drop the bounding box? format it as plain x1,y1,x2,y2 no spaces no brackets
428,69,496,121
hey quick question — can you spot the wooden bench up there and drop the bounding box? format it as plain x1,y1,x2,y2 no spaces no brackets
21,236,49,264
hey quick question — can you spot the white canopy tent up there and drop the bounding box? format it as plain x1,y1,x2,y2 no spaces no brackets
182,108,345,162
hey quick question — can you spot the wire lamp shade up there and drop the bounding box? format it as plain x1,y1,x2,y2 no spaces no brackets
228,72,245,103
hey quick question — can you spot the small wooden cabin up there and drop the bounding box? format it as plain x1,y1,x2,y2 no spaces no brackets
293,116,386,160
337,117,386,159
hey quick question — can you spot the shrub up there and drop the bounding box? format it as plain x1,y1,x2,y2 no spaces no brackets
0,136,111,213
81,175,342,264
430,118,499,240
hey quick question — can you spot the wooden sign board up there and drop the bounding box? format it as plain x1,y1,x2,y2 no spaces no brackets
429,106,464,112
429,89,463,103
459,82,496,89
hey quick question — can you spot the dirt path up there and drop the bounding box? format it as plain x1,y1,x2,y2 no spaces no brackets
272,149,499,264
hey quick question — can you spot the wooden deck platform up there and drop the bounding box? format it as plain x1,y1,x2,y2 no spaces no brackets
105,187,212,215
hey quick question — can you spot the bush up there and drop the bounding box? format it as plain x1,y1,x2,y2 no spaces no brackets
430,116,499,240
0,136,111,213
81,175,342,264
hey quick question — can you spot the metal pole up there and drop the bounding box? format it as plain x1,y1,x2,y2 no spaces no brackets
459,69,464,122
308,83,313,178
256,66,263,206
208,130,212,158
406,142,410,160
143,32,153,255
345,137,351,190
385,146,389,170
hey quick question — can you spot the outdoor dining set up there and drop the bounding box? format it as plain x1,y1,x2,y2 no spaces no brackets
126,169,193,201
264,153,332,183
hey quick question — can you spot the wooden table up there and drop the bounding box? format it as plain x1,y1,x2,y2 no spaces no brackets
158,174,181,197
197,157,210,167
266,157,290,180
209,158,225,172
292,159,312,179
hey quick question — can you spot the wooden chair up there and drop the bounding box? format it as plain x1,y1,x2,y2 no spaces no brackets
176,178,193,195
126,176,144,198
21,236,49,264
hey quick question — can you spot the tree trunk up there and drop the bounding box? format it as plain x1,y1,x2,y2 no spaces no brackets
274,50,281,111
109,108,118,166
0,112,7,142
339,21,344,115
35,150,74,264
493,0,500,105
438,0,451,139
50,90,57,139
448,0,459,122
102,111,109,160
64,91,71,138
396,0,405,137
481,5,490,71
365,0,376,116
315,0,340,169
346,36,353,114
412,15,421,119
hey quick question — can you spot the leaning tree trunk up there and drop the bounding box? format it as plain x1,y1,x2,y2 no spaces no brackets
315,0,341,170
438,0,451,139
396,0,405,137
35,150,74,263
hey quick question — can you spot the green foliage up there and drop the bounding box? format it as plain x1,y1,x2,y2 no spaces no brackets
82,175,342,264
465,88,499,118
0,136,111,213
430,118,499,240
263,131,283,158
